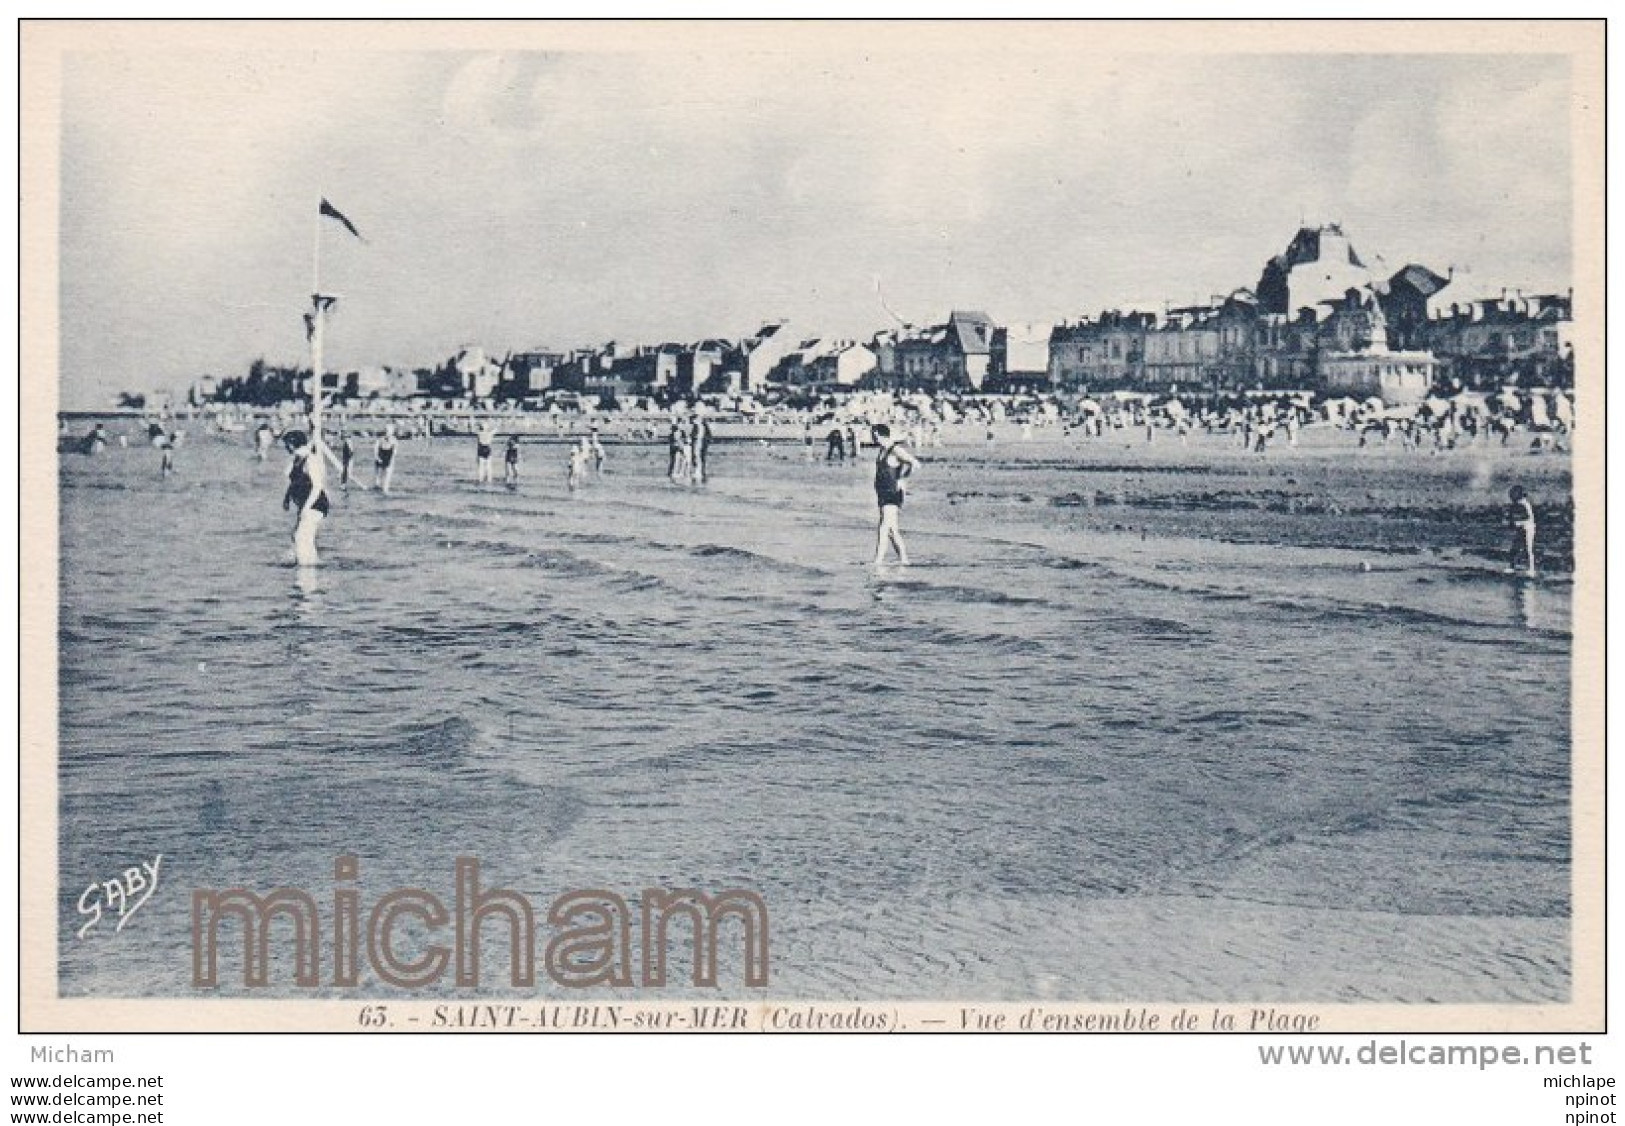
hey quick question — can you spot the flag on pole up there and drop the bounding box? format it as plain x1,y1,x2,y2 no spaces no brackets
304,296,337,341
319,198,364,241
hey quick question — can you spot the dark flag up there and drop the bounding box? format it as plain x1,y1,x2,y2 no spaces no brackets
319,198,364,241
304,296,337,341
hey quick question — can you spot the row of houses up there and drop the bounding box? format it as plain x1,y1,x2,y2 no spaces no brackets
1042,226,1573,396
201,225,1572,409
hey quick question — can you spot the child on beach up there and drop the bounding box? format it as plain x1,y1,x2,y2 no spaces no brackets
1506,486,1537,577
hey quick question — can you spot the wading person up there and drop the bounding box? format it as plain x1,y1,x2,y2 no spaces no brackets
157,430,177,478
475,420,496,485
871,423,920,565
504,434,521,488
568,437,590,491
282,430,332,566
668,418,690,481
691,415,711,483
374,423,398,494
339,431,355,490
826,425,845,463
1506,485,1537,577
589,426,606,475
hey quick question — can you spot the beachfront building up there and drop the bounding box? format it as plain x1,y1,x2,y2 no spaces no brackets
453,346,502,400
1320,349,1438,403
1141,307,1221,388
345,365,394,399
547,341,639,401
1254,310,1319,388
1047,310,1152,389
808,342,877,387
503,350,568,398
769,338,828,386
416,346,502,401
1423,288,1574,389
1257,223,1376,317
679,339,731,394
1318,288,1389,354
865,326,913,383
892,310,995,391
616,344,684,394
1377,264,1451,351
1211,290,1263,387
988,322,1052,391
948,310,994,390
739,322,793,391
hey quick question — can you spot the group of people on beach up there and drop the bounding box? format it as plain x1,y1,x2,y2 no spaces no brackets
568,429,606,490
73,419,182,474
77,388,1550,576
667,416,712,484
258,419,398,493
261,408,922,569
1060,386,1575,459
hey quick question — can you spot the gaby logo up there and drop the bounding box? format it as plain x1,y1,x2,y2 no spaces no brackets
76,855,164,939
192,857,769,990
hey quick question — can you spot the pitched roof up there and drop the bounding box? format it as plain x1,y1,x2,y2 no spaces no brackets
1389,263,1450,297
948,310,993,355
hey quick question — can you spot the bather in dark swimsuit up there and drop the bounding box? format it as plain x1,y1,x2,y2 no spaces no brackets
286,453,331,516
874,444,907,509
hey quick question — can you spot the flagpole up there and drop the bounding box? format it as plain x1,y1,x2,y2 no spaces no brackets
311,196,324,438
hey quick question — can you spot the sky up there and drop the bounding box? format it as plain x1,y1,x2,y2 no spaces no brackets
55,41,1574,407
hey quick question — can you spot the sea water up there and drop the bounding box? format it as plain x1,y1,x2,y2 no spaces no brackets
55,429,1573,1000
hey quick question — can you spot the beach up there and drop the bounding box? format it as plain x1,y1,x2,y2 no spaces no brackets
56,421,1572,1002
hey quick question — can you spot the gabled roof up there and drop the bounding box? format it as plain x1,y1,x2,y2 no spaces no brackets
1389,263,1450,298
948,310,993,355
